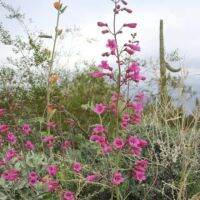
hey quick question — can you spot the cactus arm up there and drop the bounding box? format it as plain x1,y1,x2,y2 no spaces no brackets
165,62,181,73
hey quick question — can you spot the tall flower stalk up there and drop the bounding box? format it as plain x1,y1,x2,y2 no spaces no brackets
91,0,146,138
46,0,65,128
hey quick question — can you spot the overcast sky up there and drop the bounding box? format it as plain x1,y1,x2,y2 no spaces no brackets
0,0,199,98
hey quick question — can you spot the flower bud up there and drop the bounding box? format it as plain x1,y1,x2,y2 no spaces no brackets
97,22,108,27
125,48,134,55
53,1,62,10
116,4,121,9
123,8,133,13
102,52,110,57
123,23,137,28
121,0,128,5
102,30,109,34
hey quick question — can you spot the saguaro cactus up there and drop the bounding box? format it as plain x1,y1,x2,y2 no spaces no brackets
159,19,181,104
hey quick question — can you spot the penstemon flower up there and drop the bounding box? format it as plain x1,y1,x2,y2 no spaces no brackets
72,162,82,173
112,171,124,185
1,169,20,181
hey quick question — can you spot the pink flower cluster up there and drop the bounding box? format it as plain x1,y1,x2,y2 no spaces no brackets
133,159,148,182
62,191,75,200
126,62,146,82
112,171,124,185
1,169,20,181
28,171,39,186
47,165,58,176
128,136,148,157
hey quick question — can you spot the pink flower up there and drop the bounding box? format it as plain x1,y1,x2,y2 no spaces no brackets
47,165,58,176
112,171,124,185
47,121,56,129
102,144,112,154
42,136,55,148
72,162,82,173
131,113,142,124
98,136,107,146
93,103,106,115
7,132,16,144
97,22,108,27
0,109,5,118
133,160,148,182
132,102,144,114
128,136,148,156
125,48,134,55
90,134,100,142
22,124,31,135
86,174,97,182
98,60,112,70
46,179,59,192
25,140,35,151
135,92,145,102
123,23,137,28
106,39,117,52
92,124,106,134
113,137,124,150
89,71,104,78
125,43,140,51
28,171,39,186
133,170,147,182
62,140,71,151
62,191,75,200
121,113,131,129
1,169,20,181
5,149,17,161
0,124,9,133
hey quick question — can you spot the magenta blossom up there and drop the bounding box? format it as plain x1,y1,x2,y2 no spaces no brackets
0,124,9,133
47,121,56,129
46,179,59,192
47,165,58,176
98,60,112,71
25,140,35,151
113,137,125,150
121,113,131,129
28,171,39,186
89,71,104,78
92,124,106,134
72,162,82,173
7,132,17,144
1,169,20,181
62,191,75,200
133,160,148,182
93,103,107,115
106,39,117,53
102,143,112,154
86,174,97,183
128,136,148,156
42,136,55,148
112,171,124,185
5,149,17,161
62,140,71,151
22,124,31,135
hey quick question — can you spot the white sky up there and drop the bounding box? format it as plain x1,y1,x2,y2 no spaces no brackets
0,0,199,96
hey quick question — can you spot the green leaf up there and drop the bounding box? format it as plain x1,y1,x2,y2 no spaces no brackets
60,5,67,14
39,34,52,39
